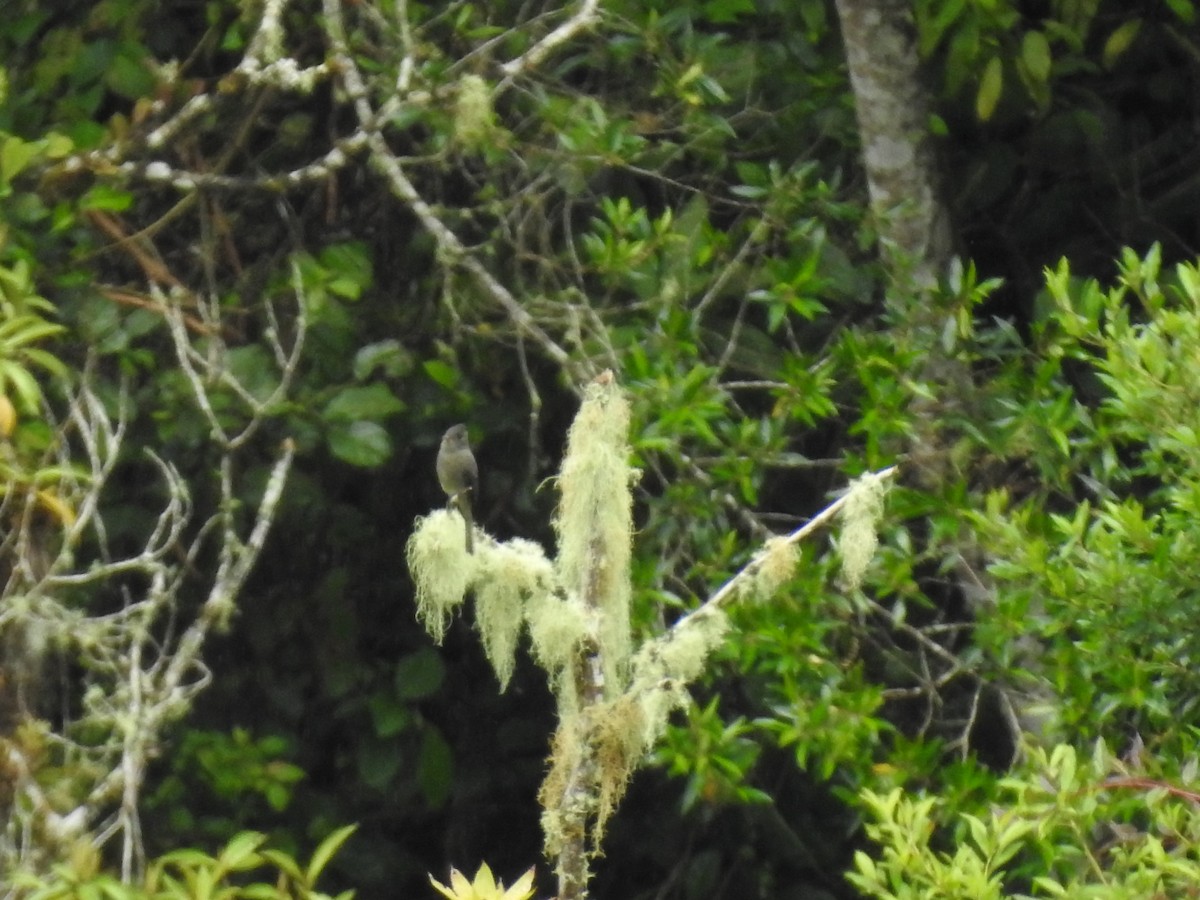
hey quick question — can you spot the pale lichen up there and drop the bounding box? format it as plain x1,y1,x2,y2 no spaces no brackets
553,376,635,696
591,694,646,842
752,535,799,600
629,608,730,750
405,510,477,643
453,74,496,150
526,591,589,713
839,470,889,590
475,538,555,690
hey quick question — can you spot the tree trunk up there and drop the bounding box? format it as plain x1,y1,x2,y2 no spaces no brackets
834,0,954,299
834,0,1032,766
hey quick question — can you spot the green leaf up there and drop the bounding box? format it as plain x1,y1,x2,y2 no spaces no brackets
318,242,373,301
353,339,413,380
97,879,135,900
0,318,64,346
418,727,453,808
1163,0,1195,22
976,57,1003,121
1021,31,1051,83
43,132,73,158
80,184,133,212
321,384,405,423
305,824,357,887
389,103,425,129
422,359,459,389
919,0,968,56
327,420,392,467
368,693,412,737
237,886,287,900
155,848,214,868
225,345,278,403
0,135,43,185
701,0,754,25
0,362,43,413
104,45,156,99
356,736,402,789
263,778,297,812
1032,876,1068,897
258,848,304,882
394,646,445,700
327,275,365,300
1102,19,1141,69
217,832,267,872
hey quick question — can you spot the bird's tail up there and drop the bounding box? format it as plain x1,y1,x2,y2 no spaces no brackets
455,492,474,554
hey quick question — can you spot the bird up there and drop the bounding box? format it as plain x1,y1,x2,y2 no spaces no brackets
436,424,477,553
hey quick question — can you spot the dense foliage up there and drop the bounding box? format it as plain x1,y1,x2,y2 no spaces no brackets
1,0,1199,897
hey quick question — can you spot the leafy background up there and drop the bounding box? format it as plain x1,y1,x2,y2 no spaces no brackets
2,0,1200,897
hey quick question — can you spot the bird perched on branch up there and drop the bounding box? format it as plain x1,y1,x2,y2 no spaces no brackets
436,424,477,553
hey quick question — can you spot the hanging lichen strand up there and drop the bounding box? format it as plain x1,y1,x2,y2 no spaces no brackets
552,371,635,701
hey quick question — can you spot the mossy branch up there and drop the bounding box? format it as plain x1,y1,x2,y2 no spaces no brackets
407,373,896,900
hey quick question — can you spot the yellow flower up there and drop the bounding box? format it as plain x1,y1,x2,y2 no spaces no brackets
0,395,15,437
429,862,536,900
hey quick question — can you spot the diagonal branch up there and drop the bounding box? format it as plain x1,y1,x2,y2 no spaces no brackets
321,0,582,383
499,0,601,81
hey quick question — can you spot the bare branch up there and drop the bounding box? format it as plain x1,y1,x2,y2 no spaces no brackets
499,0,602,81
1,250,302,882
700,464,898,615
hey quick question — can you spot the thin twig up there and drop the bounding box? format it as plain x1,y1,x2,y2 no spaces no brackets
702,465,898,614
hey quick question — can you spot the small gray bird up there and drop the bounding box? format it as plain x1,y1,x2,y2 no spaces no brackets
436,424,477,553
